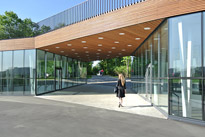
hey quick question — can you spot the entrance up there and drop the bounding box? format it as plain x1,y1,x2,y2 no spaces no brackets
55,68,62,90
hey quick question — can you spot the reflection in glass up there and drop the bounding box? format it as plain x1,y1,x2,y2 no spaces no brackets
46,52,54,91
13,50,24,92
37,50,46,94
24,50,36,95
170,79,202,120
2,51,13,92
169,13,202,77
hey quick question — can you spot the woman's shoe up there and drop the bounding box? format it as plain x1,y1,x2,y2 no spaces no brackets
118,103,121,108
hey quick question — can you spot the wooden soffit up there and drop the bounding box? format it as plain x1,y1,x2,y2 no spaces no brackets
39,19,163,61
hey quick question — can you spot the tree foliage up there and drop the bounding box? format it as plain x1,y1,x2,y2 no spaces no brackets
0,11,51,40
98,56,131,77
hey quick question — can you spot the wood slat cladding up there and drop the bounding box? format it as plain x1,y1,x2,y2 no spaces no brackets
39,19,163,61
35,0,205,49
0,38,35,51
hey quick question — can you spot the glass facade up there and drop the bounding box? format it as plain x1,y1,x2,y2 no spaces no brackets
0,49,36,95
36,49,87,95
131,20,169,113
132,12,205,122
169,12,203,120
0,49,87,95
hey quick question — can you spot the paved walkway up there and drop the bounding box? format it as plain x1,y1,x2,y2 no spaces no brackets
39,84,165,119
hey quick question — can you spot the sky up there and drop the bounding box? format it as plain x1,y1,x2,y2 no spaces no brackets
0,0,86,22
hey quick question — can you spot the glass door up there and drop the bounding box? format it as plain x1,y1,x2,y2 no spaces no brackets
55,68,62,90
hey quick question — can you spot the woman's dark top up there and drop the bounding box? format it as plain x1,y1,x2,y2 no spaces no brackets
116,79,126,98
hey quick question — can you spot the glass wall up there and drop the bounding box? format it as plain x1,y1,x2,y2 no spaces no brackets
0,49,36,95
132,12,205,121
169,12,203,120
36,49,87,95
169,13,202,78
131,20,169,113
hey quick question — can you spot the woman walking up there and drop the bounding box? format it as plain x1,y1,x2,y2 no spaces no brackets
116,73,126,108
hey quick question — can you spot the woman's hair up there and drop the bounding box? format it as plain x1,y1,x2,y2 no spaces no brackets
119,74,125,86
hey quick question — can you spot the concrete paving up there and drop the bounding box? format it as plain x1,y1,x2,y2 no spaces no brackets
39,84,166,119
0,75,204,137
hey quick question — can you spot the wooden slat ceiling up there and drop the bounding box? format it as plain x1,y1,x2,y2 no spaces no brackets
39,19,163,61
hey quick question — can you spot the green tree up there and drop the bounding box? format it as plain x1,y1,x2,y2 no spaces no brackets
0,11,51,40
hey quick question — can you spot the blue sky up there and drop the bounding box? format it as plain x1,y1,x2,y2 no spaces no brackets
0,0,86,22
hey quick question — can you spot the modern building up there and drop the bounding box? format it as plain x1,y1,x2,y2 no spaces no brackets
0,0,205,124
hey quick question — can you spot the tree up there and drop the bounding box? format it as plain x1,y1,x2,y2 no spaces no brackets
0,11,51,40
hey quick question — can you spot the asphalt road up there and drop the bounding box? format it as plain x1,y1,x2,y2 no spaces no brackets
0,96,204,137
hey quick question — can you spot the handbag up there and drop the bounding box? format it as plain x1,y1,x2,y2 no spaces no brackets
114,87,118,93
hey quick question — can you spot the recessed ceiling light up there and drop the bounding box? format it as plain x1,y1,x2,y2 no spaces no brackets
83,47,88,49
135,38,141,40
98,44,102,47
67,44,72,46
127,45,132,47
81,41,86,43
144,27,151,30
112,47,116,49
71,49,75,51
75,53,78,55
56,47,60,49
85,51,89,53
119,33,125,35
98,37,103,39
122,49,126,51
45,49,49,51
114,41,119,44
97,49,102,51
61,51,64,53
108,51,112,53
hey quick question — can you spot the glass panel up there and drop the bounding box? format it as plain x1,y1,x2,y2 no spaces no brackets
160,21,168,77
25,50,36,79
24,50,36,95
46,52,55,91
37,50,46,94
2,51,13,92
169,13,202,77
2,51,12,79
152,79,168,113
67,58,73,87
62,56,67,88
13,78,24,93
13,50,24,93
13,50,24,78
170,79,202,120
55,55,61,68
55,69,62,90
25,78,35,95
